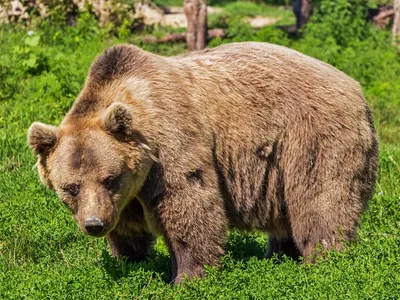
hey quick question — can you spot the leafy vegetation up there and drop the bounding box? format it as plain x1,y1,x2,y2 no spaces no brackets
222,1,293,19
0,0,399,298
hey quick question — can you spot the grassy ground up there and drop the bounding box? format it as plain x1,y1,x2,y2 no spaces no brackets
1,1,400,299
216,1,295,26
152,0,295,27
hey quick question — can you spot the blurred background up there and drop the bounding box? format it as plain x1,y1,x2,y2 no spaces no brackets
0,0,399,144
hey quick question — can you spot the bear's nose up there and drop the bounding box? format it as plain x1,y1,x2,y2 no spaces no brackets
84,217,105,235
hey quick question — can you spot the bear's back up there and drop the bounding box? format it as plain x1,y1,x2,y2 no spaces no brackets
163,42,368,144
173,42,364,110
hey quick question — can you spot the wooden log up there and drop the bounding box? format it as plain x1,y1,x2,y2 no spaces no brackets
371,6,395,29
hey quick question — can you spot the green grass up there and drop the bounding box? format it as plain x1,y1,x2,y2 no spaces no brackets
223,1,293,18
152,0,291,8
1,1,400,298
218,1,295,26
152,0,296,28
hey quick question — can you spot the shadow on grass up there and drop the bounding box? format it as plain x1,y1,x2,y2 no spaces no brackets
225,231,267,261
101,246,172,283
100,231,280,283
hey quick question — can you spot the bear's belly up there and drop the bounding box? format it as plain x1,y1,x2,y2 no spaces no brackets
213,139,287,233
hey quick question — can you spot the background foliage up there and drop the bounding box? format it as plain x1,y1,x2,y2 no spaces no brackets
0,0,399,298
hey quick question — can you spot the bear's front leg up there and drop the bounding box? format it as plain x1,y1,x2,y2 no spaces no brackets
157,180,227,283
107,231,155,263
106,198,155,263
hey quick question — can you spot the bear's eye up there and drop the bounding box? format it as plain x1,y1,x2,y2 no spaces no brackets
62,184,80,197
103,176,118,191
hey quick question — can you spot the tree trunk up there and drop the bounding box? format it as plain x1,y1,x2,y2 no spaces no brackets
292,0,313,30
184,0,207,51
393,0,400,48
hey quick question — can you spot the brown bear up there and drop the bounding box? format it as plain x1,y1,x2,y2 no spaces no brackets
27,42,378,283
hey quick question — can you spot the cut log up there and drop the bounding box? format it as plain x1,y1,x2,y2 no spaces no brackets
371,6,395,29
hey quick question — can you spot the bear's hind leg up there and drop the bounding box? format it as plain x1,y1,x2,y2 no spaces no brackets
286,173,364,261
289,209,350,262
265,236,301,260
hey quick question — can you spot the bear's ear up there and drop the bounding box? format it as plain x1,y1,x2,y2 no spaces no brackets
101,102,133,138
27,122,60,155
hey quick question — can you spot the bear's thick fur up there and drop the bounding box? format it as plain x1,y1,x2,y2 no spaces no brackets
28,42,378,283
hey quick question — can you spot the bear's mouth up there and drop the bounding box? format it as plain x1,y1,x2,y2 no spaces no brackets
86,231,108,238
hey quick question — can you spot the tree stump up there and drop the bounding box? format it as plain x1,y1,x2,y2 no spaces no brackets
184,0,207,51
292,0,313,30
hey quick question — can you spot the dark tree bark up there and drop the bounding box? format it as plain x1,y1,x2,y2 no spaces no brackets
184,0,207,51
292,0,313,30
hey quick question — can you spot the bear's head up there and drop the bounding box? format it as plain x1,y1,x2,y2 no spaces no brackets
27,102,154,237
